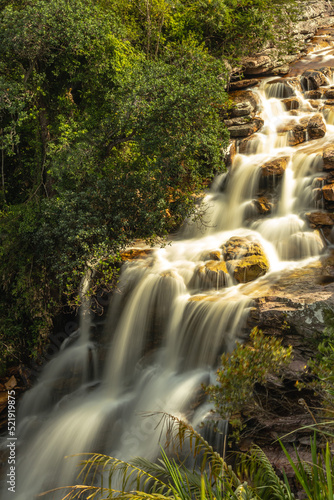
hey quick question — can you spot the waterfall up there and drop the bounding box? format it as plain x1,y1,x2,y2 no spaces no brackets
2,39,334,500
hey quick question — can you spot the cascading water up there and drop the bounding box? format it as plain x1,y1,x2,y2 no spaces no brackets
2,38,334,499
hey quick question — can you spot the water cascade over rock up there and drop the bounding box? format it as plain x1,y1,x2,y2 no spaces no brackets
3,28,334,500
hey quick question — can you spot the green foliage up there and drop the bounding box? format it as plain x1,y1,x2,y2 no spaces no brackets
280,433,334,500
104,0,298,61
206,328,292,433
304,311,334,415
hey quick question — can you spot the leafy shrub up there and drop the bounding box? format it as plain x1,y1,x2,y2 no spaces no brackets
205,327,293,433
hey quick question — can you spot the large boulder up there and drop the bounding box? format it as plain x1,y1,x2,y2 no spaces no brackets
282,97,301,110
260,156,289,178
305,211,334,227
243,54,275,76
307,113,327,140
322,183,334,201
190,261,230,290
221,236,265,261
323,89,334,100
228,255,270,283
228,118,264,138
304,89,324,99
221,237,270,283
301,69,329,90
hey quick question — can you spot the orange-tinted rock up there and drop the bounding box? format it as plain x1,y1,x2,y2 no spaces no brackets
277,115,326,146
307,114,326,140
301,70,328,90
254,197,272,215
323,144,334,171
304,90,324,99
120,248,154,261
261,156,289,177
200,250,221,261
229,90,261,114
308,100,322,109
191,261,230,290
238,135,261,155
305,211,334,227
228,118,264,138
227,255,269,283
229,79,259,91
5,376,17,390
282,97,301,110
324,89,334,100
322,183,334,201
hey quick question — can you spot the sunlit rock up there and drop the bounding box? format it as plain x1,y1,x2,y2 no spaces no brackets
323,89,334,100
277,114,326,146
260,156,289,178
227,255,269,283
254,197,272,215
120,248,154,261
238,135,261,154
322,182,334,201
190,260,230,290
229,90,261,114
228,118,264,138
307,114,326,140
323,144,334,170
229,79,259,91
304,89,324,99
301,69,328,90
221,236,267,261
282,97,301,110
199,250,221,261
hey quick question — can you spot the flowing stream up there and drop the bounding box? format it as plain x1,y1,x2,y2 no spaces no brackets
2,39,334,499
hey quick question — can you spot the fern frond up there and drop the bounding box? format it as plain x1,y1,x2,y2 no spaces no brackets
239,445,294,500
63,452,171,497
145,411,240,488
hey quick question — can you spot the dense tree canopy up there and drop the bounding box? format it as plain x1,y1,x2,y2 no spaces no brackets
0,0,296,371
